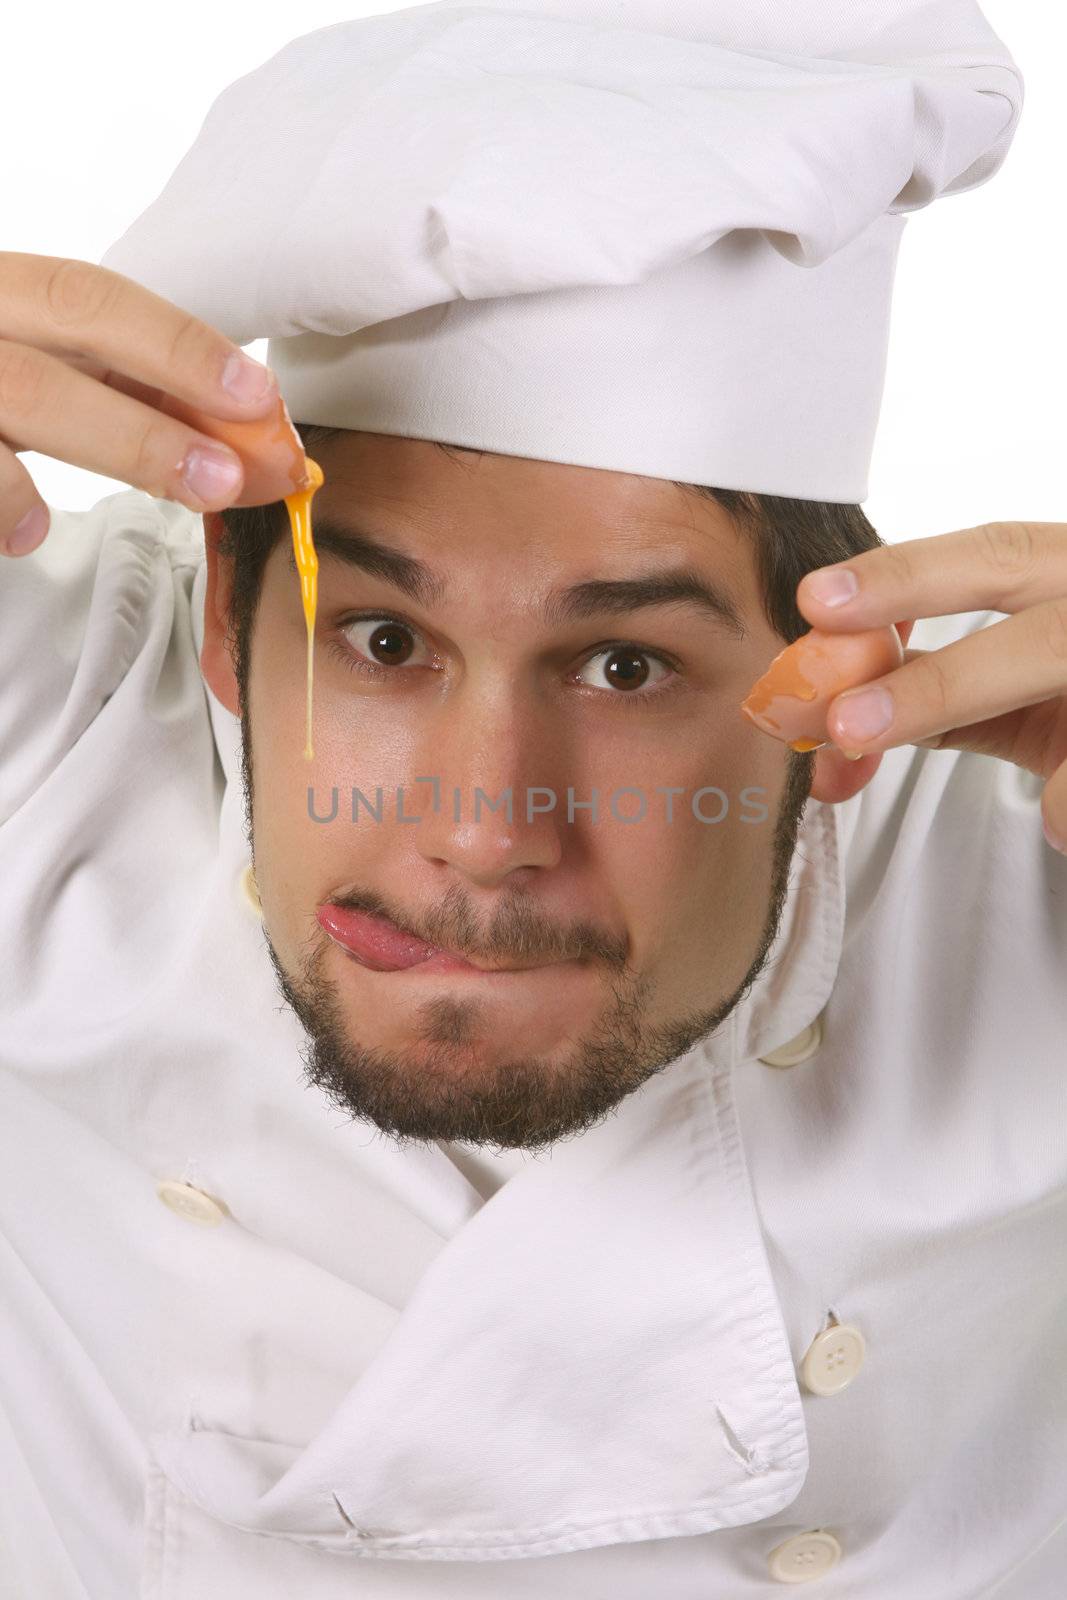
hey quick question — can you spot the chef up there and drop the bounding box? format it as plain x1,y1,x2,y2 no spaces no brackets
1,1,1065,1596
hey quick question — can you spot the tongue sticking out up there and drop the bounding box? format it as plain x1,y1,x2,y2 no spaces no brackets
316,904,450,971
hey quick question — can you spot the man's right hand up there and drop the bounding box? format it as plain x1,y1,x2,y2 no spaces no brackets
0,253,298,557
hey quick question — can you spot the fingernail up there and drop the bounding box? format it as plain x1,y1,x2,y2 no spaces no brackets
832,685,894,743
1043,815,1067,855
181,444,243,505
5,503,49,556
221,351,276,405
806,568,859,607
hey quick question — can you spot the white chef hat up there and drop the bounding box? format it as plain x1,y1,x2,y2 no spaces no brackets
100,0,1022,503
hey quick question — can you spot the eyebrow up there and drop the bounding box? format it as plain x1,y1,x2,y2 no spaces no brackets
289,515,746,638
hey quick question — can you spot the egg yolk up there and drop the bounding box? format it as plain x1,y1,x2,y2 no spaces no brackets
283,457,324,761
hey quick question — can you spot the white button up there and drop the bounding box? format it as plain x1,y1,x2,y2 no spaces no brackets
801,1320,866,1395
767,1529,843,1582
758,1012,823,1067
238,862,263,918
157,1180,227,1227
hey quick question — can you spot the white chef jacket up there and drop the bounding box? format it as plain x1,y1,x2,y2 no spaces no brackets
1,489,1064,1599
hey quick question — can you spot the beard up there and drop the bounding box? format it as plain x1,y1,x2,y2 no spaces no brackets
237,679,813,1150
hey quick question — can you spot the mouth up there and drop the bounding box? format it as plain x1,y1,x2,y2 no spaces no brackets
316,904,570,975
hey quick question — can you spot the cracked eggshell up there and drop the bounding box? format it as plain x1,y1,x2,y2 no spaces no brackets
740,625,905,752
159,389,312,507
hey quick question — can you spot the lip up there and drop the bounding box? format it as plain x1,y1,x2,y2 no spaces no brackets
329,942,569,978
406,948,570,976
317,903,573,975
337,941,570,977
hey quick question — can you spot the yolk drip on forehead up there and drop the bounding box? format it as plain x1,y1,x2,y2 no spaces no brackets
284,456,324,761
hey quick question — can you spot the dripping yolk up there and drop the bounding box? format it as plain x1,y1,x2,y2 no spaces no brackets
284,457,324,761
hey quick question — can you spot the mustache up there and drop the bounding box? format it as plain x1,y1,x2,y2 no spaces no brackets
323,882,629,968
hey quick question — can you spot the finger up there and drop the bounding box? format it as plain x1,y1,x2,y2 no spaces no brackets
46,358,179,415
0,337,246,511
796,521,1067,630
0,252,278,420
61,360,167,409
0,439,50,556
10,358,307,510
824,606,1067,755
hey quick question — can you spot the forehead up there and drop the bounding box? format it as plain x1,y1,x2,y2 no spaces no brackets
305,430,747,565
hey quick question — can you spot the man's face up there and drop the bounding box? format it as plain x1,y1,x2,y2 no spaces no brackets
217,432,812,1150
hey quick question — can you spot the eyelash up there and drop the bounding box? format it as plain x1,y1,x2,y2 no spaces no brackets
325,612,684,707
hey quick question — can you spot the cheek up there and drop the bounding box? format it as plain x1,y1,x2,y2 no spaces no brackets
246,641,428,923
245,642,337,914
591,713,779,834
589,731,779,947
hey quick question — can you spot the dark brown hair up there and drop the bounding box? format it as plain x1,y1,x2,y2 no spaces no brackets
215,422,885,719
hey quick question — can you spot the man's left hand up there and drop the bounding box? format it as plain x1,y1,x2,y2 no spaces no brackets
796,520,1067,853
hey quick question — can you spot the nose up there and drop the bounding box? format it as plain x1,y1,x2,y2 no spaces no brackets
410,689,566,888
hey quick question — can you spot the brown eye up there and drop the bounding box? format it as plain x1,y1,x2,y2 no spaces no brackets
603,649,649,690
576,646,671,695
367,622,414,665
339,616,429,670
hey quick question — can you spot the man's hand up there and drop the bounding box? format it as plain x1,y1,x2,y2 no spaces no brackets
796,521,1067,852
0,252,298,557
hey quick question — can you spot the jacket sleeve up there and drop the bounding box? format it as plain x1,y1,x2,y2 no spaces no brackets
0,489,206,826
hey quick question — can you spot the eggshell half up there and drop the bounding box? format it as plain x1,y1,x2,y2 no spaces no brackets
159,390,311,507
740,625,904,751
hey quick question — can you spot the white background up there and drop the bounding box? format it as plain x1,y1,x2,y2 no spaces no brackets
2,0,1062,546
